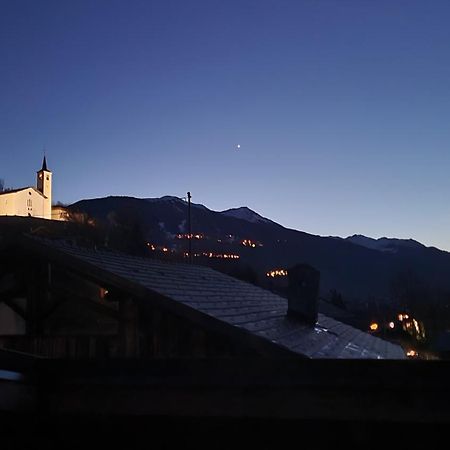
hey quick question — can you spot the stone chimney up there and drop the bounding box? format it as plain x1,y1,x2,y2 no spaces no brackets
287,264,320,325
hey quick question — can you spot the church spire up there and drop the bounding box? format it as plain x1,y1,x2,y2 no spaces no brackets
36,155,52,219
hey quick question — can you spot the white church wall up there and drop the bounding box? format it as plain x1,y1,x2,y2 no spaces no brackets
0,191,17,216
0,188,51,219
0,158,53,220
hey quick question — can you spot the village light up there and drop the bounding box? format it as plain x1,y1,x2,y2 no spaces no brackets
389,322,395,329
369,323,378,331
266,269,288,278
241,239,261,248
200,252,240,259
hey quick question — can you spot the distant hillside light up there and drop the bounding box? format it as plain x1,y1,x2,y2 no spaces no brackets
369,323,379,331
389,321,395,329
266,269,288,277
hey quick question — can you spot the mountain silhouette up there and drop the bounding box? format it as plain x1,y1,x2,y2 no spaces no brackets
69,196,450,308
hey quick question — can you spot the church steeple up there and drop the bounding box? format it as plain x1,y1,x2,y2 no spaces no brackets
36,156,52,219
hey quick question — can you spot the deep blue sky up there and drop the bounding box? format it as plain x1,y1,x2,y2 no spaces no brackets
2,1,450,249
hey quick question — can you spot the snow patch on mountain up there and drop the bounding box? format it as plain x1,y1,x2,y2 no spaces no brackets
145,196,184,204
346,234,425,253
145,195,209,212
221,207,273,225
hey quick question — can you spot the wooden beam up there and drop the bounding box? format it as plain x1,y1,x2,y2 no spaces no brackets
49,284,120,320
39,296,68,321
4,298,26,320
119,297,139,357
26,263,44,335
0,288,23,305
0,273,17,294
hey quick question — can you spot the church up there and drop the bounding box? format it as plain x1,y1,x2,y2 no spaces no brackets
0,156,53,220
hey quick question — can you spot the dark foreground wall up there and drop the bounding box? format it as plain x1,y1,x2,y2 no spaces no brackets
1,354,450,448
1,413,447,449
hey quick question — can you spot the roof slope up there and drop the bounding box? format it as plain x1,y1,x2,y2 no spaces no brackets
24,237,405,359
0,186,46,198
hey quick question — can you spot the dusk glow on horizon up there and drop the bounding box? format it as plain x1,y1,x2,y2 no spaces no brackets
2,1,450,250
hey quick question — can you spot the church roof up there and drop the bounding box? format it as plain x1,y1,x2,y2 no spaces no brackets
0,186,47,199
0,187,30,196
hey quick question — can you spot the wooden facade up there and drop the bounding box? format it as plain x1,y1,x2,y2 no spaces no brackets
0,256,252,359
1,352,450,448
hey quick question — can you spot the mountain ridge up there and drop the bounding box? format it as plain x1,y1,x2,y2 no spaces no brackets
69,195,450,306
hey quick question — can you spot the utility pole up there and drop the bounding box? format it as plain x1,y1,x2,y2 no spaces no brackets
187,191,192,263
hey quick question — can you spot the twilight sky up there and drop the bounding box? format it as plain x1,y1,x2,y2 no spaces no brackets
2,0,450,250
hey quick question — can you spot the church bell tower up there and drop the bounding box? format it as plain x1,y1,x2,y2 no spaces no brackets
36,156,52,219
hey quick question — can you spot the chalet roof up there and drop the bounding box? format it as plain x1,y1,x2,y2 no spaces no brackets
21,237,406,359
